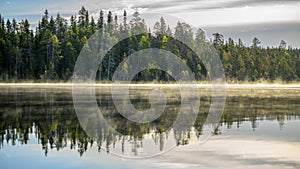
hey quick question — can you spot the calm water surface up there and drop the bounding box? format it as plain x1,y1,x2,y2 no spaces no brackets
0,86,299,169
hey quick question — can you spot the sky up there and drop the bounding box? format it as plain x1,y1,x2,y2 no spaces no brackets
0,0,300,47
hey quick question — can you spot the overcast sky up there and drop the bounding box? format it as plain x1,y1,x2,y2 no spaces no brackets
0,0,300,47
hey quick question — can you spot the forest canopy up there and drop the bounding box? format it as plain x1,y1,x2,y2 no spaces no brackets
0,7,299,82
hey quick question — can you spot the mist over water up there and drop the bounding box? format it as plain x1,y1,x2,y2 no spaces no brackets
0,86,299,168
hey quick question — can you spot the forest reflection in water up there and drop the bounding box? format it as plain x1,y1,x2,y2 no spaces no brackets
0,86,299,157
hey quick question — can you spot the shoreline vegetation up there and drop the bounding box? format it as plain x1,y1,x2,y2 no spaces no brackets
1,6,300,82
1,81,300,86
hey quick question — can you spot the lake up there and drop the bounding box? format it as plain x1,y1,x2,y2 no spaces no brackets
0,84,300,169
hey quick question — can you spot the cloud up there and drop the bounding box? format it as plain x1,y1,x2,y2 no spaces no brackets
225,0,300,7
118,0,300,13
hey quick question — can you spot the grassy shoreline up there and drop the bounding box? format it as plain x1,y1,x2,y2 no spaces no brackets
1,82,300,88
1,79,300,84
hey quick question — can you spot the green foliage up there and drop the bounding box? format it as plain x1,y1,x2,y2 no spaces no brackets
0,8,299,82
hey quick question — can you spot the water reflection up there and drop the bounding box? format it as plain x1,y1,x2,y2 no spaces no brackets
0,87,299,157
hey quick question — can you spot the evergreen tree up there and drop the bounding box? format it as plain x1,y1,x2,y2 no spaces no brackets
0,7,299,82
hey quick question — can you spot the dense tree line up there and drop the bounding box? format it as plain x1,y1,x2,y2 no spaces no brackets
0,7,299,82
215,36,300,81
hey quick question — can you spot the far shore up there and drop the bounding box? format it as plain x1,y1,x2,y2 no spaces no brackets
1,82,300,89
